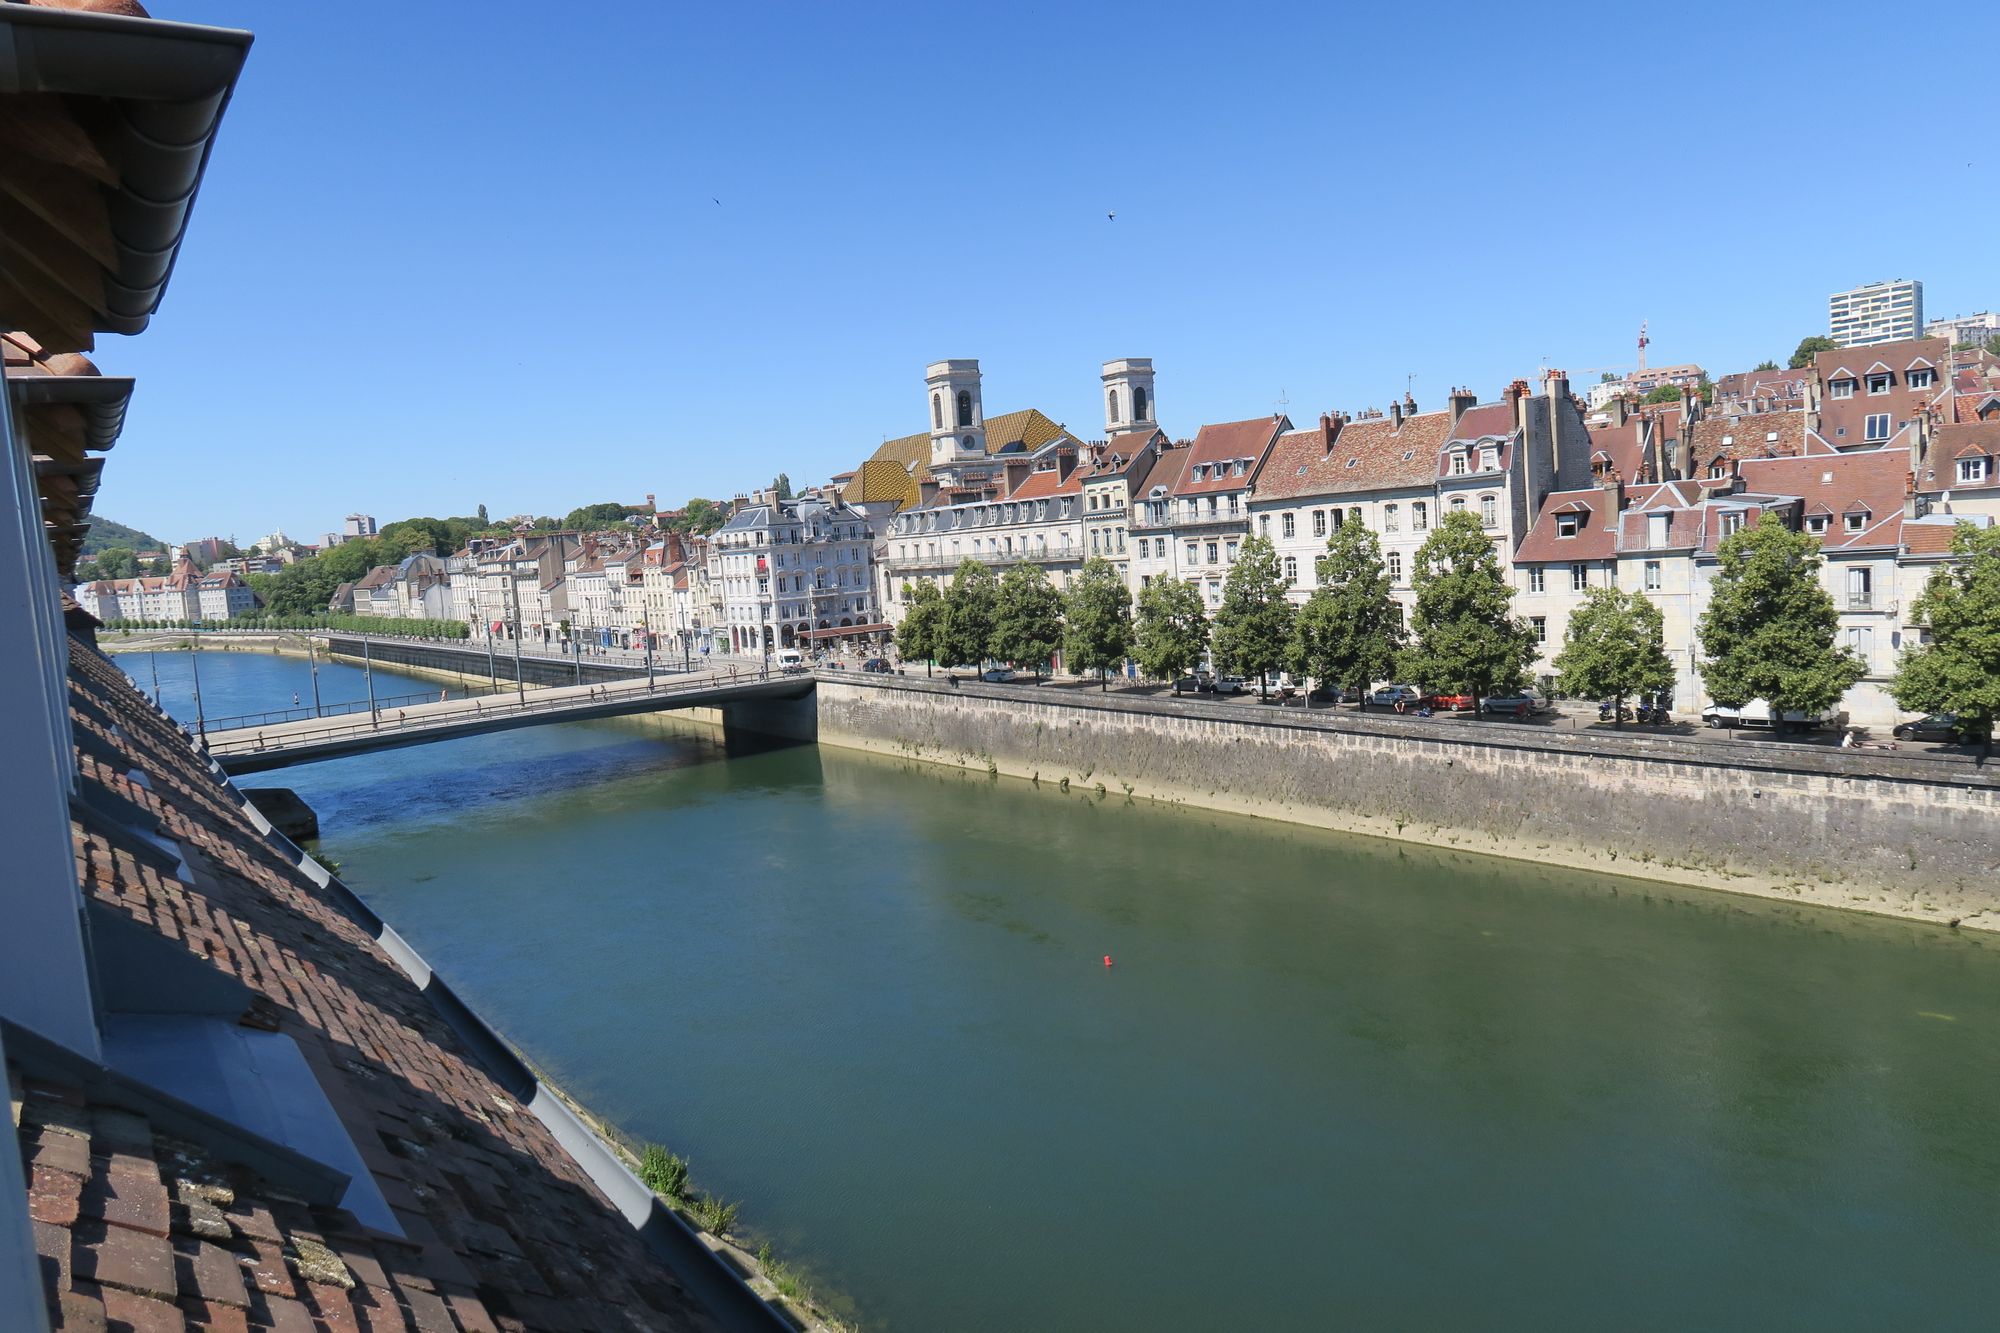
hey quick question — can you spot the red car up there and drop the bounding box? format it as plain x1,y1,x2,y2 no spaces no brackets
1426,692,1477,712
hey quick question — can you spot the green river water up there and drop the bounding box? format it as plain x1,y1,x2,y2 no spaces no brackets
124,649,2000,1331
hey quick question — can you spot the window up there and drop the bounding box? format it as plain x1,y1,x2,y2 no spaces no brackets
1258,514,1270,535
1387,550,1403,584
1308,511,1322,538
931,393,942,429
1480,446,1498,471
1845,510,1869,533
1864,414,1891,442
1225,541,1239,563
1479,495,1497,527
1570,564,1589,592
1643,560,1661,591
1958,457,1989,483
1349,506,1362,526
1413,502,1428,531
1866,373,1891,395
1530,616,1546,644
1708,461,1728,480
1556,513,1580,538
1848,567,1872,608
1283,556,1298,584
956,390,973,427
1807,515,1829,534
1185,542,1197,564
1907,368,1935,390
1206,542,1219,564
1647,514,1669,546
1526,567,1544,594
1720,513,1744,536
1135,386,1148,420
1450,496,1467,515
1108,388,1121,423
1091,530,1102,553
1847,625,1874,658
1384,504,1399,531
1450,451,1468,475
1830,378,1855,399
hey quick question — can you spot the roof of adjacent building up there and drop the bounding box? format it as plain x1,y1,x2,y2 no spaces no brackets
1171,416,1288,497
1255,409,1453,502
846,458,922,510
1686,409,1808,471
865,408,1068,476
1737,450,1912,550
1815,337,1948,382
35,643,723,1331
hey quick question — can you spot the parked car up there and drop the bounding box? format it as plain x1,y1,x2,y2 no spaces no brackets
1892,713,1962,742
1212,675,1249,695
1426,691,1477,712
1171,674,1206,695
1702,699,1826,731
980,667,1017,683
861,657,891,673
1479,690,1543,716
1370,684,1422,708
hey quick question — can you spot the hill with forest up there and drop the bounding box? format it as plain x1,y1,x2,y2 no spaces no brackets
82,516,167,556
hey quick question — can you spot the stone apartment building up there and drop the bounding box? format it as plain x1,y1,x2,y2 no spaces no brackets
1132,413,1291,611
712,489,879,653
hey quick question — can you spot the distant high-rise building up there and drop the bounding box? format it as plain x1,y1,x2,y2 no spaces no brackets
1829,279,1924,347
343,512,378,538
1924,310,1999,347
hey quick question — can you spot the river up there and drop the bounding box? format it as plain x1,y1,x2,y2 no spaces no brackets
118,647,2000,1331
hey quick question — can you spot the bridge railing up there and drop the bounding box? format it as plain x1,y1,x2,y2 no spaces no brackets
201,687,507,732
202,667,794,756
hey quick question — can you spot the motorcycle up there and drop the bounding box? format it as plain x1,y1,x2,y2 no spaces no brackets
1598,701,1634,723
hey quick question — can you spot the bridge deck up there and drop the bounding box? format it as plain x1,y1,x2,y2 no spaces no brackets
205,669,811,773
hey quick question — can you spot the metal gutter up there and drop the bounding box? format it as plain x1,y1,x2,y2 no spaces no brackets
0,4,252,335
9,374,134,451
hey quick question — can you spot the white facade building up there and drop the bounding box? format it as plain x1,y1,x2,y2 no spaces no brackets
1831,279,1924,348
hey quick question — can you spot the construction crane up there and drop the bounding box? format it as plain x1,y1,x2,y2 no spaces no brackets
1637,319,1650,376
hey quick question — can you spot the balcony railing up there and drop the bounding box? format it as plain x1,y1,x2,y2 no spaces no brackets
881,549,1080,574
1131,510,1245,533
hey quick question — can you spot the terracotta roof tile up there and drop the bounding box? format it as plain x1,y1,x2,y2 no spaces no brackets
1254,410,1452,501
1173,416,1286,495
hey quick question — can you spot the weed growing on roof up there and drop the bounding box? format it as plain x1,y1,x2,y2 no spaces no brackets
638,1144,688,1200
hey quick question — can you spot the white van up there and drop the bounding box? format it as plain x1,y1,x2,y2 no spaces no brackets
774,648,808,673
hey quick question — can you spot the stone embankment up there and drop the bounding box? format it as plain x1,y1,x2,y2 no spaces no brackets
814,674,2000,933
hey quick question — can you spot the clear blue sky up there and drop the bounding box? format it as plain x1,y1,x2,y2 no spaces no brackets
96,0,1998,546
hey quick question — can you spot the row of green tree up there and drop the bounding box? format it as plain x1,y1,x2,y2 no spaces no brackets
75,547,174,581
103,615,469,639
890,510,2000,741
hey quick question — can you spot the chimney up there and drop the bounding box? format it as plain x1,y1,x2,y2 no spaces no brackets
1601,467,1624,512
1612,394,1628,428
1506,379,1531,438
1056,447,1079,484
918,478,940,506
1903,473,1919,519
1403,391,1418,417
1320,411,1341,456
1448,387,1477,425
1003,458,1032,494
1542,367,1570,407
1389,399,1403,429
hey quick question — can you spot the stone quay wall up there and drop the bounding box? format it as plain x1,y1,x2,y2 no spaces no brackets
814,674,2000,930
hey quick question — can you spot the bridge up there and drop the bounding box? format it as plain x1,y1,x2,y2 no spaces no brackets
203,669,814,774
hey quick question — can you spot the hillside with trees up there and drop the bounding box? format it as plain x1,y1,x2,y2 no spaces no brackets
81,516,166,556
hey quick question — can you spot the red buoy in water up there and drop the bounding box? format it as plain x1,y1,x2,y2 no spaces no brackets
1103,955,1113,968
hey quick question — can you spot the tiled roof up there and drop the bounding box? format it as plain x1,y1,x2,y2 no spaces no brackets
1515,486,1622,563
1173,416,1286,496
36,644,724,1331
1687,410,1807,470
1003,462,1082,500
864,408,1067,474
847,458,921,509
1925,422,2000,491
1254,410,1452,502
1738,449,1912,550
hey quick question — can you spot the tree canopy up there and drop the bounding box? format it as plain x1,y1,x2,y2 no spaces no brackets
771,473,793,502
1788,335,1839,369
1643,383,1683,405
1132,576,1206,681
1891,521,2000,742
892,581,946,675
1697,512,1863,720
1401,509,1537,695
938,559,999,669
1210,536,1294,692
991,562,1065,678
1752,360,1779,372
1063,558,1134,689
1553,587,1675,719
1288,522,1403,699
561,502,634,531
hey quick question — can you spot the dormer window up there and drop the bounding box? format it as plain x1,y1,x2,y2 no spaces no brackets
1556,513,1580,538
1720,513,1744,537
1845,510,1869,533
1450,451,1468,476
1230,460,1246,477
1830,378,1855,399
1480,447,1498,471
1867,373,1892,394
1720,434,1734,447
1908,367,1936,390
1708,461,1728,480
1806,515,1829,534
1959,457,1991,484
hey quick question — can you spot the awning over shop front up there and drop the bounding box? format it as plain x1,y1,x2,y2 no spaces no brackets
799,622,890,640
